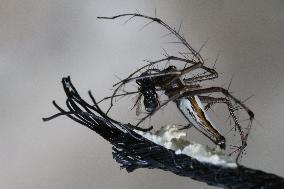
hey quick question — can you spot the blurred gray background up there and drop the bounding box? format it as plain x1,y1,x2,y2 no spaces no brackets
0,0,284,188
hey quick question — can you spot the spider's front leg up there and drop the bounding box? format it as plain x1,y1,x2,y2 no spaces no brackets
183,66,218,84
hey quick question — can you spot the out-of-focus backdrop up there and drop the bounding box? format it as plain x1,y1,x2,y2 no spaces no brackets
0,0,283,188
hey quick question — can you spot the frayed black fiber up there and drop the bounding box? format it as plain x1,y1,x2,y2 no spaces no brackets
43,76,284,189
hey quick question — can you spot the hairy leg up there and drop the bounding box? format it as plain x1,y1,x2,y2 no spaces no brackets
199,96,247,146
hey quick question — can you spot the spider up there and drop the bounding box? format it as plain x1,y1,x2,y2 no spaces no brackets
97,12,254,160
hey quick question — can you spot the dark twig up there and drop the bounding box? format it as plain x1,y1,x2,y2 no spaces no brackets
43,77,284,189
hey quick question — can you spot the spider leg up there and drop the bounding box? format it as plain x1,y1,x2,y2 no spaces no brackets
182,87,254,120
161,62,204,87
198,96,247,150
99,12,221,85
112,56,198,87
183,66,218,83
113,55,218,88
149,59,217,89
98,13,204,63
98,91,140,104
178,124,193,130
182,88,254,160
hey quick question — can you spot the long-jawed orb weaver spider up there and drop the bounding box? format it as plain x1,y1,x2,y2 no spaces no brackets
98,12,254,160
